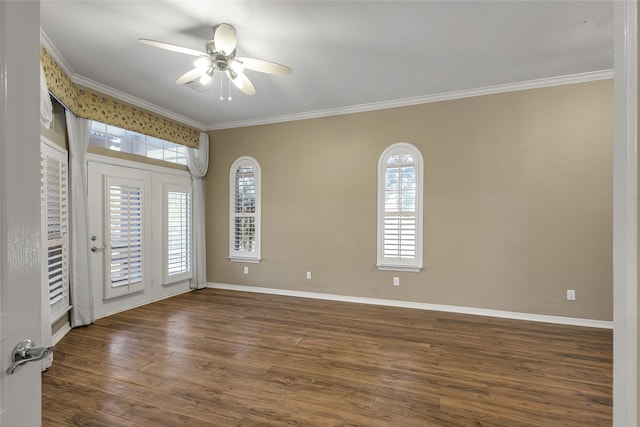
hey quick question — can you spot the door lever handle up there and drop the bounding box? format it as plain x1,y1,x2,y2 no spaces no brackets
6,340,54,374
91,245,106,253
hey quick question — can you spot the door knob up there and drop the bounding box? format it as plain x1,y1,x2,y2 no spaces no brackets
91,245,106,253
6,340,54,374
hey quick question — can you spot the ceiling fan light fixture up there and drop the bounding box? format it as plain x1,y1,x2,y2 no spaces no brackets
194,57,210,69
227,69,244,89
199,68,214,85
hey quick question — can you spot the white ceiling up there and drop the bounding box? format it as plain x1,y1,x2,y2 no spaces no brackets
40,1,613,131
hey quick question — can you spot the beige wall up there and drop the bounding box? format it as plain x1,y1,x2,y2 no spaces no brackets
206,80,613,321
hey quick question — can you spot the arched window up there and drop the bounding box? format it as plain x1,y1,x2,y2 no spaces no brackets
377,143,423,272
229,156,261,262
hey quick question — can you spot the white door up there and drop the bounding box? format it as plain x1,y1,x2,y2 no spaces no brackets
0,1,44,426
88,163,152,318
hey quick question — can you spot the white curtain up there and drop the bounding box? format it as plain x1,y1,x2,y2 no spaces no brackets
66,110,94,327
186,132,209,289
40,61,53,130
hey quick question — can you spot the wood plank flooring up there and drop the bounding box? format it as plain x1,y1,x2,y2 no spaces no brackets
42,289,612,426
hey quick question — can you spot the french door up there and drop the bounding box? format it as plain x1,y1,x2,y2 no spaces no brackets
87,157,193,319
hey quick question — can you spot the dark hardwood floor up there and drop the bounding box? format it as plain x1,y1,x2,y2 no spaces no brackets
42,288,612,426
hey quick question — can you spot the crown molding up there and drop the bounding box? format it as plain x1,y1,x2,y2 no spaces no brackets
40,28,613,133
72,73,205,131
206,69,614,130
39,29,205,131
40,29,74,77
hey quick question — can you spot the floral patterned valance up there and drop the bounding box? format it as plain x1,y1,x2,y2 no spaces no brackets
40,46,200,148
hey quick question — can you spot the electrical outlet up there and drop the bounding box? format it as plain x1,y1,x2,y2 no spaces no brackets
567,289,576,301
393,277,400,287
243,266,249,275
306,271,312,280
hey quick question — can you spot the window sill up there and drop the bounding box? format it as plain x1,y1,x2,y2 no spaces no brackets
50,305,73,325
229,257,261,264
376,264,422,273
163,274,192,286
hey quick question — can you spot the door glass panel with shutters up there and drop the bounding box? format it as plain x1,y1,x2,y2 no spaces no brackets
164,184,192,284
106,177,146,299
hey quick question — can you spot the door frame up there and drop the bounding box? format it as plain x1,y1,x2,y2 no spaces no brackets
0,1,43,426
613,2,638,426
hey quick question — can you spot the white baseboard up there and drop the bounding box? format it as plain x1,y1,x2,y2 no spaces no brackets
206,282,613,329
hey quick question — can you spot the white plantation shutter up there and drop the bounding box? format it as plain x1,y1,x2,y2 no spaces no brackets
107,178,145,298
377,143,423,271
384,154,417,259
41,144,70,321
229,157,261,262
164,184,192,283
234,166,256,252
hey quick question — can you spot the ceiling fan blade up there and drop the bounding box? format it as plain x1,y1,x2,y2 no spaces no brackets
226,69,256,96
213,23,237,55
175,68,204,85
235,57,292,75
139,38,205,58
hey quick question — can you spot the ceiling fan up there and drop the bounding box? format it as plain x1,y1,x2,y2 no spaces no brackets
139,23,291,96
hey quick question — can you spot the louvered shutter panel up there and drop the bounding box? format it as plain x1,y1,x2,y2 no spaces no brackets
167,190,191,277
109,184,144,288
233,165,257,254
41,146,69,319
383,153,417,260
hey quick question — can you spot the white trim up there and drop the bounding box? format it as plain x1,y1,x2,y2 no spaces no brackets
41,135,67,155
74,74,204,131
52,321,71,346
206,70,614,130
377,142,424,271
39,30,74,80
613,2,638,426
38,31,613,133
376,265,421,273
39,30,204,132
86,152,190,178
207,282,613,329
229,257,261,264
229,156,261,263
50,306,72,325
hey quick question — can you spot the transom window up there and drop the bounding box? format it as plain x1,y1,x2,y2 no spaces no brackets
377,142,424,272
229,156,261,263
89,121,187,165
